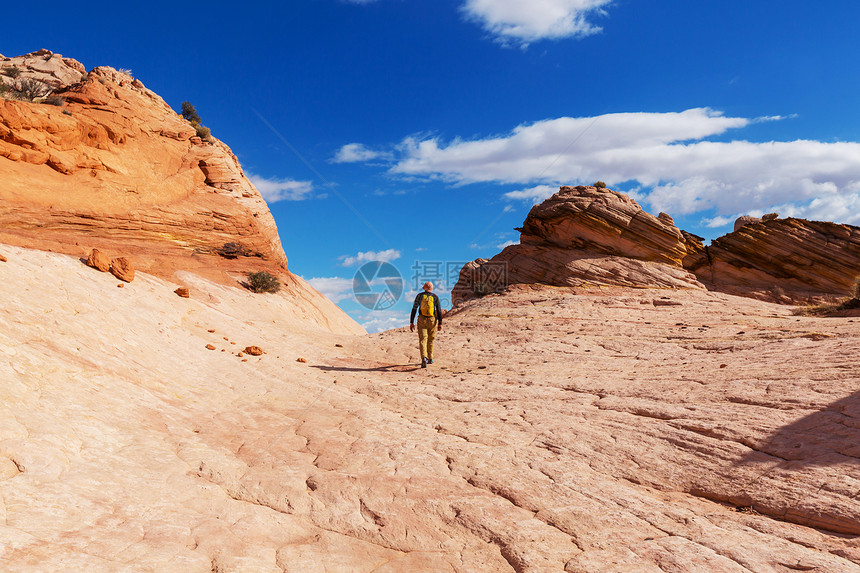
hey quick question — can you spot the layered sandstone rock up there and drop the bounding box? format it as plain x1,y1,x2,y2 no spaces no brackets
685,216,860,302
0,50,285,283
0,49,86,91
0,50,362,335
453,186,704,304
454,185,860,306
519,185,688,265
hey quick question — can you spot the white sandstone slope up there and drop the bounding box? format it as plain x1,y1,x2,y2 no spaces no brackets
2,244,860,572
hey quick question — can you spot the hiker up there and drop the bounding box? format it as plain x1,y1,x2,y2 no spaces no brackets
409,281,442,368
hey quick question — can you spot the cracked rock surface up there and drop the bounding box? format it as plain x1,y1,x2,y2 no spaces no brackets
2,246,860,572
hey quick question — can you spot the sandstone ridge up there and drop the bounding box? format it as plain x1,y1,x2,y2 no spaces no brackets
454,185,860,305
1,50,361,335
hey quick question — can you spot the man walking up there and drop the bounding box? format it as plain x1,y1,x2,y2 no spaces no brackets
410,281,442,368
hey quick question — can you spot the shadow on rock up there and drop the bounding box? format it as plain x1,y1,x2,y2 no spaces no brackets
311,364,422,373
743,392,860,466
716,392,860,535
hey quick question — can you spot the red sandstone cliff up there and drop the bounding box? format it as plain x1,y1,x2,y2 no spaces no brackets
0,50,362,335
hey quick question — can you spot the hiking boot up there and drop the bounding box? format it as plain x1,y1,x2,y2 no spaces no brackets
427,359,434,365
421,357,427,368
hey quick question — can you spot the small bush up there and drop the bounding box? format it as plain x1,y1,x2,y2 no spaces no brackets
193,121,213,142
181,101,202,124
0,83,9,96
852,275,860,299
218,242,245,259
247,271,281,294
1,67,21,78
44,94,65,106
16,78,51,101
180,102,214,142
593,181,607,188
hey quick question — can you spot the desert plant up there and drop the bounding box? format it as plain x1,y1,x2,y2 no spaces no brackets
16,78,51,101
792,303,837,316
44,94,65,106
0,83,9,96
218,242,245,259
181,101,202,124
852,275,860,300
117,68,133,76
593,181,607,188
180,101,214,142
194,123,212,141
246,271,281,294
1,67,21,78
770,285,786,299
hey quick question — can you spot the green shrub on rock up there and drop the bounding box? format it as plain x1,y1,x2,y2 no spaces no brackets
247,271,281,294
180,101,214,143
181,101,202,124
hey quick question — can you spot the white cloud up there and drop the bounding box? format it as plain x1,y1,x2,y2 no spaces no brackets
504,184,558,204
768,193,860,226
247,173,314,202
305,276,355,303
392,108,748,184
462,0,612,46
380,108,860,226
333,143,391,163
497,239,519,249
356,309,409,333
339,248,402,267
702,215,735,229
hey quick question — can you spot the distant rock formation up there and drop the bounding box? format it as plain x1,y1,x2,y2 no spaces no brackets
454,185,860,305
685,216,860,302
0,50,363,335
452,186,704,305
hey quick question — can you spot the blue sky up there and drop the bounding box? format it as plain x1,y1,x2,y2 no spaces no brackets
5,0,860,331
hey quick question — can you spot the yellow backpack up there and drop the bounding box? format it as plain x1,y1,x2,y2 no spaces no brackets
419,293,435,317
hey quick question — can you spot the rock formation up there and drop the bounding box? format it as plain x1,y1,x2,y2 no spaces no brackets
453,186,705,305
85,248,111,272
0,50,362,335
454,185,860,306
686,216,860,302
0,50,284,283
109,256,135,282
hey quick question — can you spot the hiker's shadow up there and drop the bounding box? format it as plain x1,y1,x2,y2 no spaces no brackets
311,364,422,373
739,391,860,467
